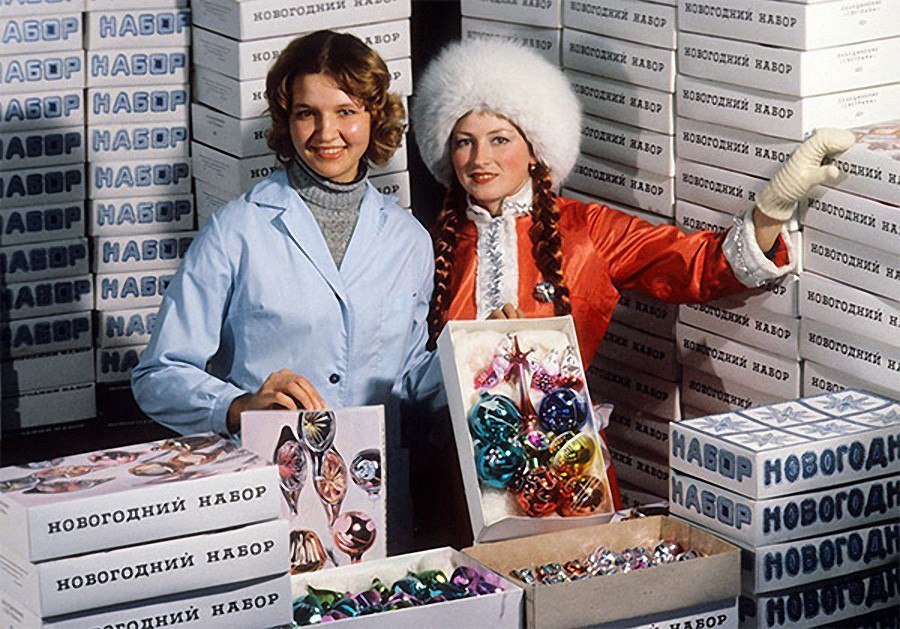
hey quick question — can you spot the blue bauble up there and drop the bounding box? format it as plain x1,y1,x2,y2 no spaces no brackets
475,441,526,489
538,388,588,434
468,393,522,443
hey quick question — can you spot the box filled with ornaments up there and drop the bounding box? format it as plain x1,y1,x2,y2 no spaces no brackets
437,316,616,543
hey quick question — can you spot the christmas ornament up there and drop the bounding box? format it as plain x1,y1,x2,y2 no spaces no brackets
332,510,376,564
538,388,588,434
514,467,562,517
475,440,526,489
550,432,596,478
275,426,306,516
289,529,327,574
299,410,336,478
558,474,606,516
350,448,382,496
467,393,522,443
313,448,347,526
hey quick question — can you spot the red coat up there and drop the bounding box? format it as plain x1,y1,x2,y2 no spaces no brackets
443,198,789,510
445,197,789,365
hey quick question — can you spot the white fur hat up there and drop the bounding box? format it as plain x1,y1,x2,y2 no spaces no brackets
411,39,582,188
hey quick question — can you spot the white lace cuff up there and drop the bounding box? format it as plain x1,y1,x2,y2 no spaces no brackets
722,207,795,288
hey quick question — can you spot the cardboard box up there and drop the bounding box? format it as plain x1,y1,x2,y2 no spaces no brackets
94,269,175,310
1,349,94,394
676,322,801,400
191,142,278,196
0,164,85,210
803,228,897,301
92,231,195,274
802,186,897,255
2,519,288,618
89,194,194,237
676,158,774,224
681,367,786,416
679,301,799,360
88,157,191,200
563,29,675,93
0,311,93,360
0,202,85,247
0,238,88,284
803,360,898,400
192,0,411,40
461,0,561,28
86,0,188,8
610,446,669,498
96,343,145,383
561,188,673,226
241,408,388,571
562,0,676,50
669,388,898,500
827,121,900,207
669,469,899,547
464,516,740,629
0,51,84,95
567,70,674,134
192,19,411,81
675,200,731,237
461,17,561,66
87,84,190,126
677,75,900,141
569,153,674,218
678,0,900,50
195,57,411,120
606,404,671,462
85,9,191,49
0,15,82,56
371,170,411,209
0,90,84,134
799,318,899,394
799,272,899,349
195,182,233,227
728,274,800,320
598,320,680,382
0,275,92,321
98,306,157,348
87,121,190,161
191,103,269,158
0,574,292,629
0,127,85,172
742,521,899,595
437,317,615,543
0,0,85,17
580,115,675,177
86,48,188,88
612,290,677,340
618,480,666,509
1,382,95,432
587,357,681,420
290,547,523,628
678,33,900,98
0,434,281,562
738,563,899,628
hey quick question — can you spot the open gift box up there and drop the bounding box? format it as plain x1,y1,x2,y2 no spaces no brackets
463,515,740,629
437,316,616,543
289,546,523,628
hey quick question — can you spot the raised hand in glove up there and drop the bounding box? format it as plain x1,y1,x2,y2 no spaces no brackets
756,128,856,222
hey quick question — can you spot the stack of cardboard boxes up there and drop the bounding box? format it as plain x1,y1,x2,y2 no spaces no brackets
190,0,414,226
0,435,291,628
460,0,563,66
553,0,679,505
0,4,94,432
674,0,900,426
85,0,195,392
669,390,899,627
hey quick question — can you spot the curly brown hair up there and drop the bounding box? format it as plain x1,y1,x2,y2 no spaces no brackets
264,30,406,167
426,161,571,350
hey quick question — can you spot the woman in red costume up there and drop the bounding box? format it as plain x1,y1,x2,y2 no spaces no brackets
411,39,855,510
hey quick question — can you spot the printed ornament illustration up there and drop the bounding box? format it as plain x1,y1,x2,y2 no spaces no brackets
241,407,387,573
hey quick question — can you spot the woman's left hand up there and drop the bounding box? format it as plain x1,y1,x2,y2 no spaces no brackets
487,303,522,320
752,128,856,251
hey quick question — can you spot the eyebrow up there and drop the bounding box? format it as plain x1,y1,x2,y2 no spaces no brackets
454,128,515,136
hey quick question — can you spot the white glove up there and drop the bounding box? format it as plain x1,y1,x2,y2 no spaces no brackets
756,128,856,222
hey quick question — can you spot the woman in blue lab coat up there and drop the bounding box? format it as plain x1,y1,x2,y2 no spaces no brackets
132,31,440,437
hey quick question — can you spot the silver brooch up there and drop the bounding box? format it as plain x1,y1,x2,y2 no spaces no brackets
533,281,555,303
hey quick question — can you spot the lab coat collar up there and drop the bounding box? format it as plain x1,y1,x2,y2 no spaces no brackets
247,170,387,305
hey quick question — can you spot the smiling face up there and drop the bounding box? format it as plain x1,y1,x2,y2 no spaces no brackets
450,111,535,216
289,73,372,183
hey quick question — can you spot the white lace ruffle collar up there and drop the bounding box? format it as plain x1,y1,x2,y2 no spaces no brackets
466,181,533,319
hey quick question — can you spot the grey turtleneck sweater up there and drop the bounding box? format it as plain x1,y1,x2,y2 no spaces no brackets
287,158,367,268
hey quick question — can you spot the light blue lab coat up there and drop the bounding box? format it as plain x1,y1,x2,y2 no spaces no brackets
131,170,442,436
